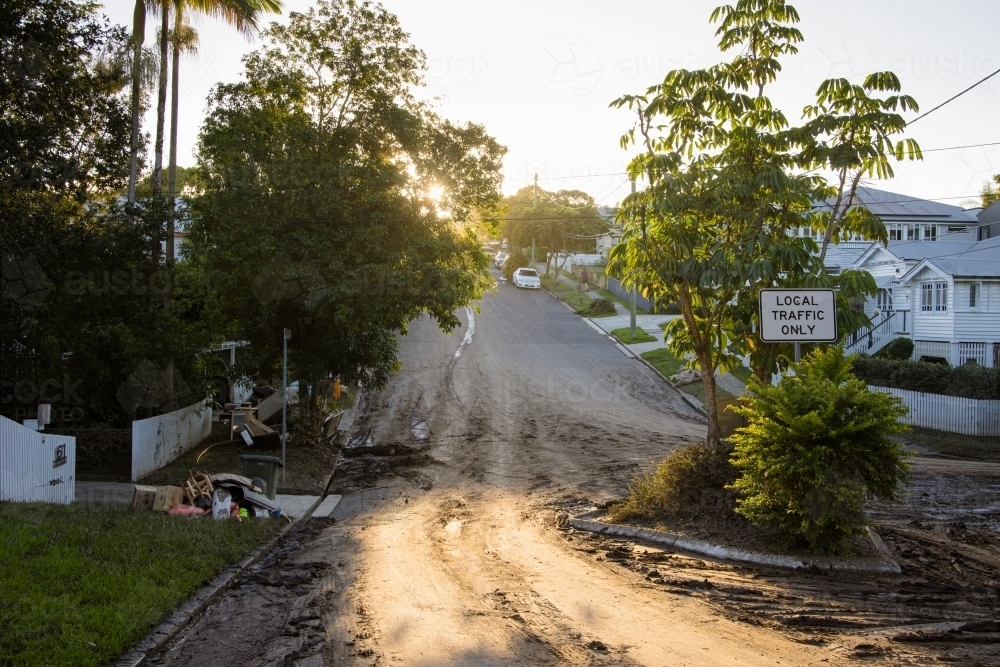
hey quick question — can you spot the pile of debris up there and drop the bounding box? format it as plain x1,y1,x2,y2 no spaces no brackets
131,470,283,521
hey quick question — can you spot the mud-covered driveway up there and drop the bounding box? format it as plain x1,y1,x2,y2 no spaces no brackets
150,280,1000,667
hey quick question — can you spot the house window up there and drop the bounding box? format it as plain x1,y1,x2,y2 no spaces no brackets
906,225,916,240
969,283,982,310
921,282,948,312
889,225,902,241
922,225,937,241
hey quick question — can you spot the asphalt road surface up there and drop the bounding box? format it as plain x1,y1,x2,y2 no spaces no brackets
150,278,1000,667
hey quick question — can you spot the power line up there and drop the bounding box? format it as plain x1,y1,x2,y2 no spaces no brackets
908,65,1000,125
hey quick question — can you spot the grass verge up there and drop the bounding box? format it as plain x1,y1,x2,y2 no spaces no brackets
0,502,277,667
901,426,1000,462
597,288,648,314
611,327,656,344
640,349,734,401
541,274,592,312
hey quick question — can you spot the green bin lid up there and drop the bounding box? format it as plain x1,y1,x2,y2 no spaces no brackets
239,454,284,466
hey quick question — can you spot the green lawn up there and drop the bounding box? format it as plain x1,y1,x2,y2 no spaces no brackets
611,327,656,344
597,288,648,314
901,427,1000,462
541,274,592,311
640,349,734,401
0,502,277,666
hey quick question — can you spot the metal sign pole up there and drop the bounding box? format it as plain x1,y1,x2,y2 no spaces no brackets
794,341,802,363
282,328,291,468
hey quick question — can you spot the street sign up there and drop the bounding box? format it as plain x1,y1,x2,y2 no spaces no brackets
759,289,837,343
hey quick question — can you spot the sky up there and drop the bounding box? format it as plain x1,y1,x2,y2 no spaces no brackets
100,0,1000,208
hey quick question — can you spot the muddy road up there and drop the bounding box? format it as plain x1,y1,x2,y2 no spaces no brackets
151,281,1000,667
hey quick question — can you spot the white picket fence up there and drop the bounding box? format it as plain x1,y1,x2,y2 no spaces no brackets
0,415,76,503
131,399,212,481
871,386,1000,436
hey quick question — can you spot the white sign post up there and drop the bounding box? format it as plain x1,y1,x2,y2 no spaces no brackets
758,289,838,361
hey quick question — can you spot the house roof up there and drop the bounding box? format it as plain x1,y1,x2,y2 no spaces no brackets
923,259,1000,278
836,187,979,222
978,199,1000,226
876,240,977,261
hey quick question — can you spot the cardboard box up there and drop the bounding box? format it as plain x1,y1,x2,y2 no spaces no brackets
152,485,186,513
130,485,157,512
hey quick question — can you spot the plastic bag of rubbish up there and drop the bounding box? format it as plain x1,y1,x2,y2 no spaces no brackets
168,504,207,517
212,488,232,520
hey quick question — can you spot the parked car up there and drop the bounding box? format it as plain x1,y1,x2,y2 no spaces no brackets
494,252,508,269
512,267,541,289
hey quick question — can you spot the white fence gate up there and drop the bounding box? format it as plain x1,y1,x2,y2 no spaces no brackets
131,400,212,481
0,416,76,503
871,386,1000,436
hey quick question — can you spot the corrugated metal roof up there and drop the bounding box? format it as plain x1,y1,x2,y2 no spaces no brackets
925,259,1000,278
978,199,1000,226
882,240,977,260
822,186,977,222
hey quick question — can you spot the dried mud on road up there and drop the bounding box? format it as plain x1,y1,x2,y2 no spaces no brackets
150,300,1000,666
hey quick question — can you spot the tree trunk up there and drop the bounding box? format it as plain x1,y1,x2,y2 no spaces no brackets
151,3,169,199
700,350,723,449
166,5,181,266
127,0,144,205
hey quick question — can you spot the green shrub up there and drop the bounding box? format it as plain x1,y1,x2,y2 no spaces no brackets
874,337,914,361
581,297,616,317
852,357,1000,399
608,442,737,522
502,250,529,280
729,346,910,554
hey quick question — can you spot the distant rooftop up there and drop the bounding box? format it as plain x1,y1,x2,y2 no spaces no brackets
825,186,978,223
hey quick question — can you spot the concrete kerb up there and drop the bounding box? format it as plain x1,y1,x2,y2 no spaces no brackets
568,511,902,574
630,350,708,418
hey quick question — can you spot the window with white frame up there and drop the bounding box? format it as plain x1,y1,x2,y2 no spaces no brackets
888,225,902,241
969,282,982,310
922,225,937,241
906,224,916,240
921,282,948,312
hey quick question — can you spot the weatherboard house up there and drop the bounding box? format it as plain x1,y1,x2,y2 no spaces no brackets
839,190,1000,366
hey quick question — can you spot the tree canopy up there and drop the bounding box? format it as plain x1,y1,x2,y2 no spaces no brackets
2,0,206,426
188,0,506,402
608,0,920,445
500,186,608,276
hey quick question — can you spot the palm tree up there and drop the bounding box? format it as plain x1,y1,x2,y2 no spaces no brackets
127,1,154,205
165,0,282,262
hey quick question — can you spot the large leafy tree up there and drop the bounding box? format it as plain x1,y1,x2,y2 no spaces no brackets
501,187,608,281
608,0,919,445
189,0,505,409
2,0,206,426
165,0,282,263
609,0,919,445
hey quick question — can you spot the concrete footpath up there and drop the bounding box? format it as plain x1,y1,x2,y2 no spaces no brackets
578,297,749,398
74,481,342,518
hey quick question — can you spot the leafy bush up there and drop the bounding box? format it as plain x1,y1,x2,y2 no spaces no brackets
852,357,1000,399
608,442,737,522
729,347,910,554
874,337,914,361
581,297,616,317
502,250,529,280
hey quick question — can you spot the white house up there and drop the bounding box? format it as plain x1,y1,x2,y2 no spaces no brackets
840,190,999,365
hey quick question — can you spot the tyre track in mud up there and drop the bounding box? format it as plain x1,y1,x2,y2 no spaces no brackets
152,279,999,666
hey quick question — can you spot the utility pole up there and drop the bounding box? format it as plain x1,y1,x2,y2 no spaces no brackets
630,178,637,339
282,328,291,468
532,173,538,267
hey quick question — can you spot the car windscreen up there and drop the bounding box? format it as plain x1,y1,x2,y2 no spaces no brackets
519,270,538,277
